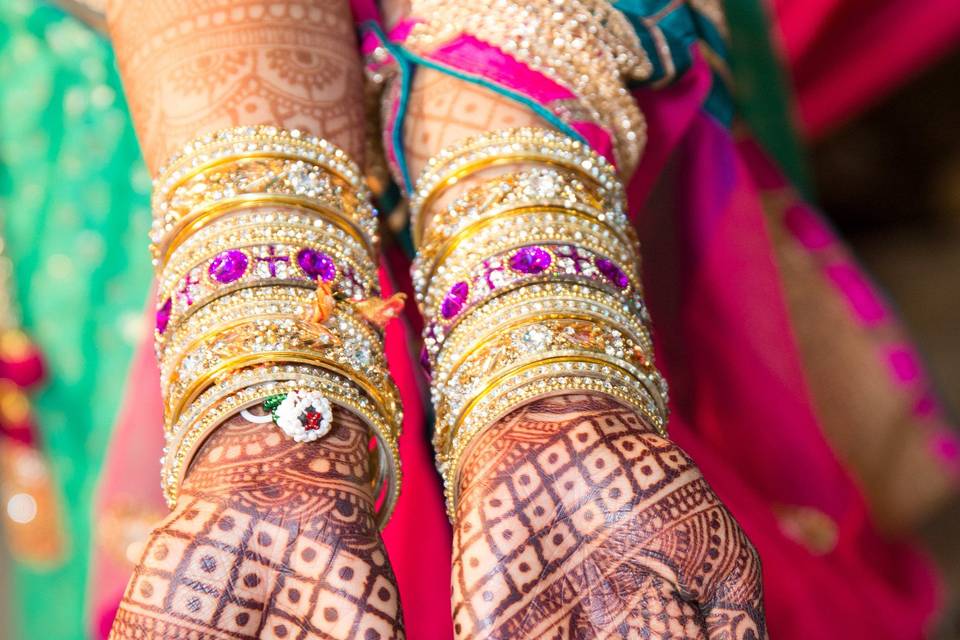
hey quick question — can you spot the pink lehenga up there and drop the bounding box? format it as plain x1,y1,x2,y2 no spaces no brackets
91,1,958,638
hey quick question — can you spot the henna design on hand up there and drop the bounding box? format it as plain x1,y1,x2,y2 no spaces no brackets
451,394,766,640
106,0,368,172
110,408,404,640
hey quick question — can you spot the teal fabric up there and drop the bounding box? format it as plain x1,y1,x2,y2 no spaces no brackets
364,21,588,193
614,0,734,125
724,0,811,193
0,1,152,637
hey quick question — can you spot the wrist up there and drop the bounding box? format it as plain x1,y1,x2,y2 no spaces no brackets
180,406,379,520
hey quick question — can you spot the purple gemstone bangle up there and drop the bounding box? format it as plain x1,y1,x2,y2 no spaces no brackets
427,243,640,326
156,243,378,336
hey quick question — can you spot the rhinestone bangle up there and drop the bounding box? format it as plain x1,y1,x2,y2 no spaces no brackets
162,367,401,527
424,243,642,328
161,309,391,417
440,359,666,516
432,313,654,391
428,282,653,371
152,126,375,258
425,279,651,357
417,166,630,267
409,127,625,242
155,161,378,267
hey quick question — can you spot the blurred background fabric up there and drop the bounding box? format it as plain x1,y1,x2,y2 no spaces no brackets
0,0,957,638
0,1,152,637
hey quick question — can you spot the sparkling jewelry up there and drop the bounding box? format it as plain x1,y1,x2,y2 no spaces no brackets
432,334,667,458
441,358,666,515
404,3,649,173
158,239,377,336
152,126,375,260
409,128,625,243
155,158,378,267
267,390,334,442
424,243,641,326
414,168,637,293
162,365,401,527
151,128,403,526
432,314,654,391
418,165,627,258
161,309,393,424
410,129,667,519
425,280,652,362
432,282,653,370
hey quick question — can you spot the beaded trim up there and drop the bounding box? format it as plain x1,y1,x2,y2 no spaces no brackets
153,127,375,261
409,128,624,242
441,359,666,516
404,4,649,173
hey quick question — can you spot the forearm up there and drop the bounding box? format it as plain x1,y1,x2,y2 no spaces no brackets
106,2,404,637
390,3,765,634
106,0,366,173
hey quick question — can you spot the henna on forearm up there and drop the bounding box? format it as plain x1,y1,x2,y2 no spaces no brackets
111,407,404,640
107,0,368,172
452,394,765,640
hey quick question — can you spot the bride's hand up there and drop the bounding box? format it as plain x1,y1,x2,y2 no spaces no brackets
451,394,766,640
110,409,404,640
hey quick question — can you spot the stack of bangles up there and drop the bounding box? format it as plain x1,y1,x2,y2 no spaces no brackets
412,127,669,517
151,126,402,527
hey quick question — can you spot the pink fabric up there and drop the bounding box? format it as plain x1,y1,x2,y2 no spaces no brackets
89,319,167,638
773,0,960,137
635,109,939,638
377,262,454,640
389,24,619,167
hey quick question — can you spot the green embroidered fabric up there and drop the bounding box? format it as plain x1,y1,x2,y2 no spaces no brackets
0,1,151,637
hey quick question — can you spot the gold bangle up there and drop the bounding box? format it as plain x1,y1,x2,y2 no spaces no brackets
154,127,366,214
160,305,385,397
435,349,666,456
155,285,316,353
441,358,667,516
409,127,624,243
162,366,401,527
430,294,653,381
417,205,638,300
426,279,652,361
433,313,654,390
418,165,628,264
159,193,378,270
168,349,399,432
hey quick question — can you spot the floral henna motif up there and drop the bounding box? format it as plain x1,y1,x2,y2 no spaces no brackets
111,408,404,639
106,0,367,171
452,394,766,640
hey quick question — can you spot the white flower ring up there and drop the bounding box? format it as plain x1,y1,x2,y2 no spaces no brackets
272,390,334,442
